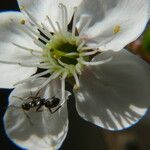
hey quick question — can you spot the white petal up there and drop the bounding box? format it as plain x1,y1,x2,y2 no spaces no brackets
74,50,150,131
17,0,82,32
79,0,150,51
0,12,41,88
4,78,70,150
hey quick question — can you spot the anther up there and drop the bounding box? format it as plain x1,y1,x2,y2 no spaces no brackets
113,25,121,34
73,84,80,91
20,19,26,25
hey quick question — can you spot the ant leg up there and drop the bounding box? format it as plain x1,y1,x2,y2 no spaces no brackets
8,105,21,110
49,105,62,114
28,89,42,101
28,81,33,97
23,110,34,125
35,89,41,97
36,105,43,112
12,96,24,101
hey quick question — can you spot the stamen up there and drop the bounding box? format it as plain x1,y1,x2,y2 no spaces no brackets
73,72,80,89
38,27,51,42
41,23,53,38
80,50,98,56
44,49,59,66
46,16,57,33
24,10,40,27
57,59,68,68
0,60,42,67
60,3,68,31
15,22,46,49
61,72,68,103
72,7,78,37
24,10,51,40
24,24,49,43
38,70,62,90
23,23,38,35
65,52,78,56
59,3,65,31
12,43,42,53
14,70,50,86
75,63,82,75
77,41,85,51
17,23,36,40
34,39,45,48
76,15,91,32
38,34,49,43
81,46,97,51
10,19,37,41
56,21,63,34
78,57,112,66
79,16,92,36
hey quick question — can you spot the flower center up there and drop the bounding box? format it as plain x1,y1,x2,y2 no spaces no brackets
44,34,79,65
0,4,111,102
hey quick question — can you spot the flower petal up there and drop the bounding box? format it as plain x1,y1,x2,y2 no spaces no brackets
4,78,70,150
17,0,82,32
0,11,41,88
74,50,150,131
79,0,150,51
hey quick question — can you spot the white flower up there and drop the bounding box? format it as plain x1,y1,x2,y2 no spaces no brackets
1,0,150,150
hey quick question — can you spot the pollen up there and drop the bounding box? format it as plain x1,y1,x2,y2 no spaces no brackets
113,25,121,34
20,19,26,25
53,54,61,59
74,85,80,91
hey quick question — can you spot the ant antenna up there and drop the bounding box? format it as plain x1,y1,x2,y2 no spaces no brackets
23,110,34,126
12,96,24,101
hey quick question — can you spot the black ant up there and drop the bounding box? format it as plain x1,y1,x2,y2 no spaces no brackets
8,89,63,122
22,96,61,114
15,90,62,114
8,90,63,125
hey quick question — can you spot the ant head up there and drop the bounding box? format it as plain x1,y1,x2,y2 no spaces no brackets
22,103,30,111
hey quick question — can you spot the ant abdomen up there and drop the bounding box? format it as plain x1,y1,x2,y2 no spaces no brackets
45,98,60,108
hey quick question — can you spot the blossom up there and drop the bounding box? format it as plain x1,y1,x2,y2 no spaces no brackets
1,0,150,150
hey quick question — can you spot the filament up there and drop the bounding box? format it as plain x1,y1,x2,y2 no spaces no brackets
78,57,112,66
46,16,57,33
61,72,68,104
38,71,62,90
12,43,42,53
73,72,80,88
80,50,98,56
72,7,78,37
0,60,41,67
